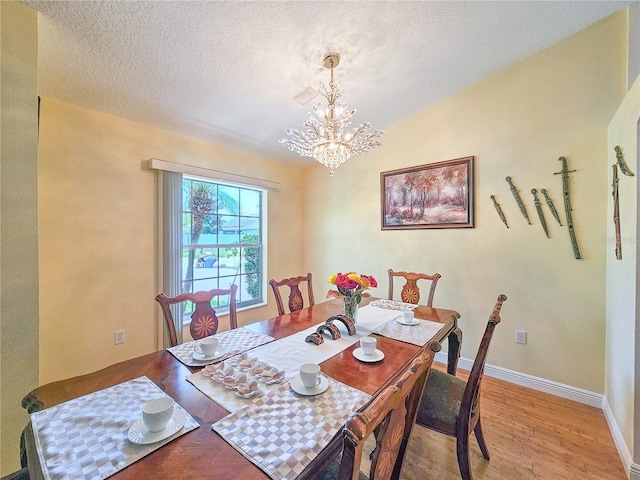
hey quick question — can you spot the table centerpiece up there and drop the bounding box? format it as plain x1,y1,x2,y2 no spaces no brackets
327,272,377,324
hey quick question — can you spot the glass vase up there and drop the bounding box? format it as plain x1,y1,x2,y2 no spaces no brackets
343,295,360,324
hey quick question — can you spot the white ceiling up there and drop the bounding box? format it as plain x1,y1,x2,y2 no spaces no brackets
23,0,633,167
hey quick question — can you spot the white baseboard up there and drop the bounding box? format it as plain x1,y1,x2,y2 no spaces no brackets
435,351,636,479
435,351,603,407
602,396,638,480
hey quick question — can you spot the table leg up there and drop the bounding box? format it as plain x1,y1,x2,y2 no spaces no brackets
447,327,462,375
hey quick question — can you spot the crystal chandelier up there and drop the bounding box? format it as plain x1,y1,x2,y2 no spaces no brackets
280,52,384,176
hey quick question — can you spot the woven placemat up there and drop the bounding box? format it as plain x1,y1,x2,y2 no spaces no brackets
168,327,275,367
30,376,198,480
213,377,370,480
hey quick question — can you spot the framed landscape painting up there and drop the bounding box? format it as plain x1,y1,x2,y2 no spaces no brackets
381,156,474,230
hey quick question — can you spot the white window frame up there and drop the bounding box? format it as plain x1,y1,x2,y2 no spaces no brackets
151,159,279,347
181,174,267,313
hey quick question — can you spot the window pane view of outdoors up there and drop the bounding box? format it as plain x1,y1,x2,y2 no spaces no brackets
182,177,263,313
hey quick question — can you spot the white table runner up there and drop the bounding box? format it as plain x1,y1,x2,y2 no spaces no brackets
187,305,399,412
212,378,371,480
167,327,275,367
30,376,199,480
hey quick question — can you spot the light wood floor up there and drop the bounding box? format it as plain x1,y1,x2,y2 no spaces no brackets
399,363,627,480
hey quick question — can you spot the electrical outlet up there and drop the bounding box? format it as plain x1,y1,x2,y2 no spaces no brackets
515,330,527,344
114,330,125,345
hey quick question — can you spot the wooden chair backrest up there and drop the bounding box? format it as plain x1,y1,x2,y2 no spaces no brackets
268,273,315,316
387,269,441,306
155,284,238,347
459,294,506,436
339,341,441,480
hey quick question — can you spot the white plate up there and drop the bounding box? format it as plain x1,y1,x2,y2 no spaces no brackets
127,409,187,445
353,347,385,363
289,374,329,396
395,316,420,326
192,347,226,362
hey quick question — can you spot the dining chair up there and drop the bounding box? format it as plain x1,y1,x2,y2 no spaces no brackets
387,269,441,306
415,294,507,480
268,272,315,316
155,284,238,347
312,340,441,480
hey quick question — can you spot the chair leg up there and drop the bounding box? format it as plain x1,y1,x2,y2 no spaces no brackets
456,433,473,480
473,417,490,460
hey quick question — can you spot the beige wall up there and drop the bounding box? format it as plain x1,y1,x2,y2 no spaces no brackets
0,2,39,474
1,4,633,477
37,98,305,385
304,11,627,393
606,75,639,465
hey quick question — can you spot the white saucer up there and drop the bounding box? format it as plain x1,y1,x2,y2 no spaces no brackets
192,348,226,362
289,374,329,396
395,316,420,326
127,409,187,445
353,347,385,363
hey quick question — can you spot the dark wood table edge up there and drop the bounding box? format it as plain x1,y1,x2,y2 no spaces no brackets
297,307,460,480
20,300,461,480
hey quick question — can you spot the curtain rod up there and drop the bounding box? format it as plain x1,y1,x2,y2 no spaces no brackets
148,158,280,191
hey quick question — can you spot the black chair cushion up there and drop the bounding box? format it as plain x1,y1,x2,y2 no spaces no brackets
415,369,465,436
311,455,369,480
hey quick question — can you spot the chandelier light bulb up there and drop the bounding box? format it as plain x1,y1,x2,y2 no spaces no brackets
280,52,384,175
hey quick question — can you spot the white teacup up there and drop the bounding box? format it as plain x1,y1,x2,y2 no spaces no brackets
194,336,219,357
402,309,415,324
300,363,321,389
360,336,377,356
142,397,174,432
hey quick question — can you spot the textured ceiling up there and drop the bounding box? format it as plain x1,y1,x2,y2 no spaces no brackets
23,0,632,166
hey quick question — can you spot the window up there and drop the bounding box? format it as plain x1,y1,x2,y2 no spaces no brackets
151,158,278,346
181,176,264,310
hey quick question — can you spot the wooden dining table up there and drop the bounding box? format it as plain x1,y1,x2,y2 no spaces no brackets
21,297,461,480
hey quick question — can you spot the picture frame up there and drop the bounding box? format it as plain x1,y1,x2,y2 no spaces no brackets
381,156,474,230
